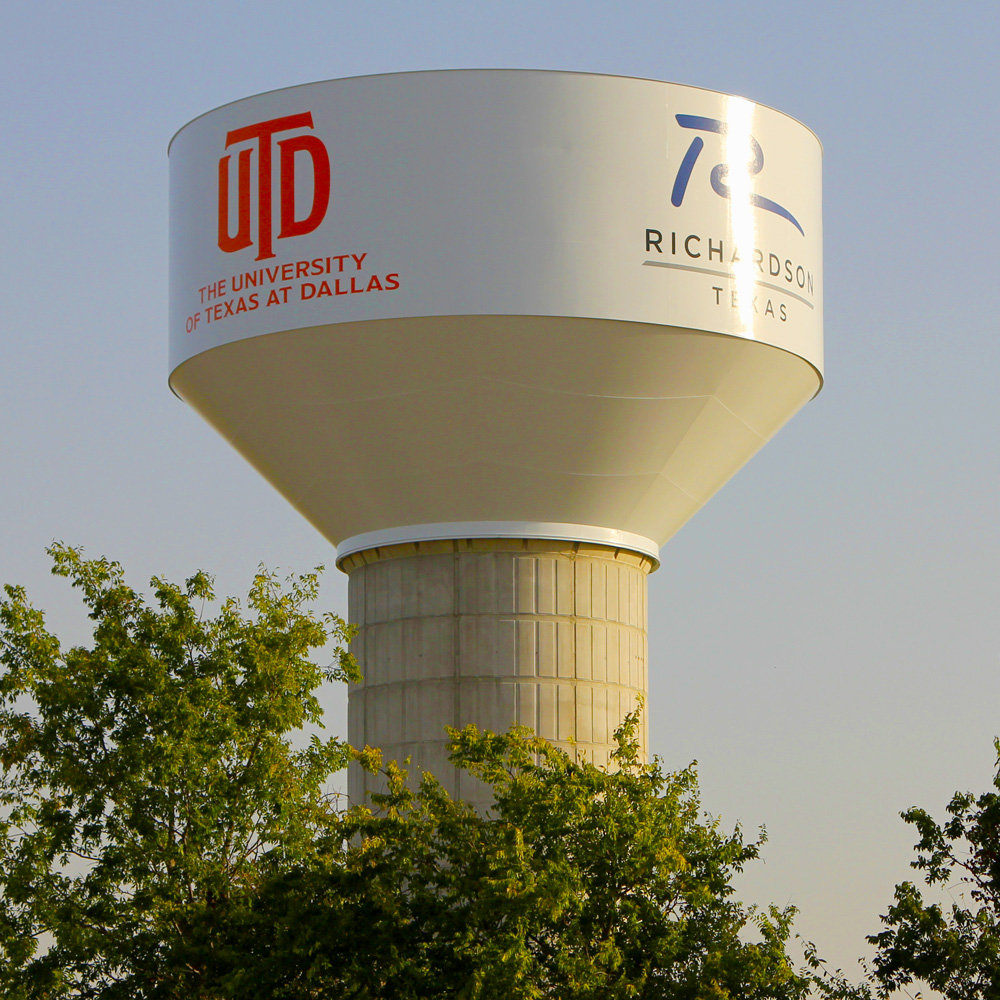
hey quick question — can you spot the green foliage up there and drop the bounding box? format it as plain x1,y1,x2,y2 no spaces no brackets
867,741,1000,999
0,546,864,999
232,712,827,1000
0,545,357,998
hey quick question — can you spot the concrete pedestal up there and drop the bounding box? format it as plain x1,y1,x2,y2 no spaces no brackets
342,539,653,812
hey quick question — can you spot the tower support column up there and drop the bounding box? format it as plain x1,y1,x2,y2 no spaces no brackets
341,539,653,812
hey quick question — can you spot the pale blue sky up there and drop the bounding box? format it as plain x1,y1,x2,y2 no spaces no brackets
2,0,998,985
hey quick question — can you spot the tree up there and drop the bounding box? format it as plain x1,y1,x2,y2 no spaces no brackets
0,547,857,999
0,545,358,998
228,716,829,1000
867,743,1000,999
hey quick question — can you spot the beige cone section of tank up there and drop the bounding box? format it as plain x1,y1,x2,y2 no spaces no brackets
169,315,820,552
341,539,653,814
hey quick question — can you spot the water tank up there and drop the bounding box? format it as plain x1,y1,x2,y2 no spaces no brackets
169,70,823,807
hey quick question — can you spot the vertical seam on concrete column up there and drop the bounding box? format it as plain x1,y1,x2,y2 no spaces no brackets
534,555,541,737
360,561,369,803
572,543,580,763
452,542,461,748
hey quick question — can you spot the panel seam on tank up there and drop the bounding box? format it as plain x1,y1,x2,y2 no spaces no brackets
709,394,770,441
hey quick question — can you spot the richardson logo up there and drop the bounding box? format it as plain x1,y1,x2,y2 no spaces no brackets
218,113,330,261
669,114,804,236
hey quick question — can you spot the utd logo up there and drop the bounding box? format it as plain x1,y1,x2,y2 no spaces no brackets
670,114,804,236
218,112,331,261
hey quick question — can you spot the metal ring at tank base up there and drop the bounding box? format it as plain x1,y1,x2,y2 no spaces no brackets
335,521,661,570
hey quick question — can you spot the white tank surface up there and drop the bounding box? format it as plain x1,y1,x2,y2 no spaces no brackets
169,69,823,566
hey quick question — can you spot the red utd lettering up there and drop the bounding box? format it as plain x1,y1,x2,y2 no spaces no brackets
218,113,331,261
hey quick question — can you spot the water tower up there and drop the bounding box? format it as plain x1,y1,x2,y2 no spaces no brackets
169,70,822,810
